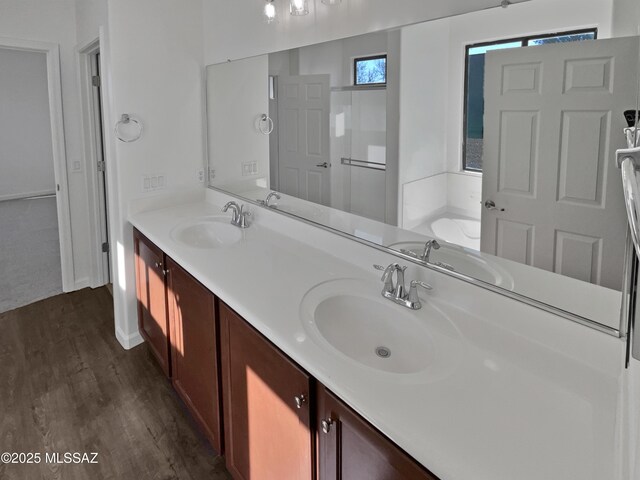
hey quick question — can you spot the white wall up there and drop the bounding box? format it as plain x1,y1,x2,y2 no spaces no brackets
0,48,55,200
75,0,107,47
612,0,640,36
297,31,389,88
0,0,101,288
105,0,205,348
398,19,450,227
202,0,527,65
207,55,270,191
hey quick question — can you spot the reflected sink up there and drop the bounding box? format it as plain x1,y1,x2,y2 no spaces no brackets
300,278,462,378
272,203,324,219
171,216,242,249
389,241,515,290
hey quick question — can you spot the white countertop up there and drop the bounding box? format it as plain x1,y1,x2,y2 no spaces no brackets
130,199,625,480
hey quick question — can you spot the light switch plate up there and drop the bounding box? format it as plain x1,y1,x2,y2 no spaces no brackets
141,174,167,193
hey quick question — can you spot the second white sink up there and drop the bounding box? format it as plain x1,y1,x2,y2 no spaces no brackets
300,278,462,379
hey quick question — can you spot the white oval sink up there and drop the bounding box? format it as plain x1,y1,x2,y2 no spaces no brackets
389,241,515,290
171,216,242,249
300,278,462,379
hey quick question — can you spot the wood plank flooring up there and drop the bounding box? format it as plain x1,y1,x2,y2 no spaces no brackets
0,287,231,480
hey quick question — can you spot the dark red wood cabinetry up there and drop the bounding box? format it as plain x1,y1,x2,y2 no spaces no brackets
134,228,171,377
219,301,314,480
133,230,441,480
316,385,438,480
166,257,222,452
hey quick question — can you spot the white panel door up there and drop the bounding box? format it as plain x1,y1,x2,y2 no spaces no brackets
277,75,331,205
482,37,639,290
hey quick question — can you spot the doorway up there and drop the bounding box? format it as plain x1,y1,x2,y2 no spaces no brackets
0,39,73,312
80,40,111,289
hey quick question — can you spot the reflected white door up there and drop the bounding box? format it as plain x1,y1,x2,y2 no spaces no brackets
277,75,330,205
481,37,639,290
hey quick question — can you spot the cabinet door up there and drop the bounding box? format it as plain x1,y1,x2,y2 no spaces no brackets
317,384,439,480
166,257,222,453
133,229,170,377
219,302,313,480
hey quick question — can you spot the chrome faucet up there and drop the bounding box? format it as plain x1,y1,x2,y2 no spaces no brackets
258,191,281,207
421,240,440,262
419,239,455,271
379,263,432,310
222,201,251,228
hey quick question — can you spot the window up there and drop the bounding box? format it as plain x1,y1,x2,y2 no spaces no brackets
462,29,597,172
354,55,387,86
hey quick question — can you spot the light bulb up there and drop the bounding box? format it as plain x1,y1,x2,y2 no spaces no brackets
264,0,276,23
290,0,309,16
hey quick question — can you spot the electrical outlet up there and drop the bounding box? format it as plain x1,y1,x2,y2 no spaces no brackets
209,168,216,182
196,169,205,183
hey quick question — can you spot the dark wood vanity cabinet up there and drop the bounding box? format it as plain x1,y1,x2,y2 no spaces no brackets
133,228,171,377
133,230,440,479
165,257,222,453
316,384,438,480
134,229,223,452
219,302,314,480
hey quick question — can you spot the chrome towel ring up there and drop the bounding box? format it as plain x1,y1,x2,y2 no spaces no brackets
115,114,143,143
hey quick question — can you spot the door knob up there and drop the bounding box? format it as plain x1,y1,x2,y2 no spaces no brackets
316,162,329,168
484,200,505,212
294,394,307,409
321,418,334,434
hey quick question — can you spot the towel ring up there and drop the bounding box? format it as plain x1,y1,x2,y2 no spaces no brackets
115,114,143,143
258,114,274,135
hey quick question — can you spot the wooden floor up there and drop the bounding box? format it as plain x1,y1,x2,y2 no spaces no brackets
0,287,231,480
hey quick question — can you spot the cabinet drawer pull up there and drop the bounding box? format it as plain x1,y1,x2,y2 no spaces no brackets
321,418,334,434
294,394,307,409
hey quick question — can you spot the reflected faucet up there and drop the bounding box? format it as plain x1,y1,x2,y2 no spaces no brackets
263,191,281,207
421,240,440,262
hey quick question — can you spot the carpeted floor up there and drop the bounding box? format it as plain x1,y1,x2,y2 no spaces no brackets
0,196,63,313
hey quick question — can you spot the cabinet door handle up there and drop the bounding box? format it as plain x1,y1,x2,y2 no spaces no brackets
321,418,334,434
154,261,163,269
294,394,307,409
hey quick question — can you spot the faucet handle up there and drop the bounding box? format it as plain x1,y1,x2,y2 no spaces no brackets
410,280,432,291
407,280,433,310
238,205,251,228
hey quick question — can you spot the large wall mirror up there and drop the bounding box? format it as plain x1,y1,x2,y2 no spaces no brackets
206,3,640,333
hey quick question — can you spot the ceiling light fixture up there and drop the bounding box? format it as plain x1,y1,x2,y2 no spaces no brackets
290,0,309,16
321,0,342,4
264,0,276,22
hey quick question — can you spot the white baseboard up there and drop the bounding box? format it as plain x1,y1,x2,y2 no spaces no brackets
72,277,91,292
115,326,144,350
0,189,56,202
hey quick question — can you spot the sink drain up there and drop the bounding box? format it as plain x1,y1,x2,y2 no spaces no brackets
375,346,391,358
